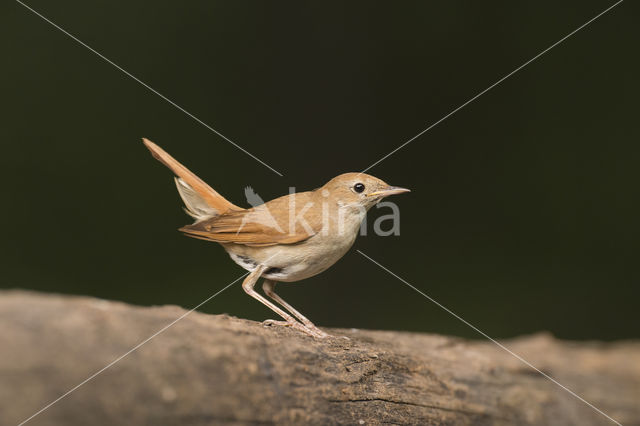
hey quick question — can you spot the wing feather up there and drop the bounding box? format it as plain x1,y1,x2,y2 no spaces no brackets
179,191,322,246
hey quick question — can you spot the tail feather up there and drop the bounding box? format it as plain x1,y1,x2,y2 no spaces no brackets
143,138,242,216
175,177,217,221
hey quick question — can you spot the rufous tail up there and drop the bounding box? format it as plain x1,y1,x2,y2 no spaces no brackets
142,138,242,216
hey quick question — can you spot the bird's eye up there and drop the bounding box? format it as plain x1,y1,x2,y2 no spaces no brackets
353,183,365,193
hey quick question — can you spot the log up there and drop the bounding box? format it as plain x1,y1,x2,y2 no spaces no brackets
1,290,638,425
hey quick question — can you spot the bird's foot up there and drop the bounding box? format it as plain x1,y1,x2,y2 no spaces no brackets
302,323,331,339
263,319,330,339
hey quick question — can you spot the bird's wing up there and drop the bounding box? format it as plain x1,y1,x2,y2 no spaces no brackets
179,191,323,246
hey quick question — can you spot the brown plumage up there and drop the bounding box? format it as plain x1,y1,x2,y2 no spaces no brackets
144,138,322,246
143,138,242,214
143,138,409,338
180,192,323,247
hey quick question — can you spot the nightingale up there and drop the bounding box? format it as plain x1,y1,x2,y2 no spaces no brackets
143,138,409,338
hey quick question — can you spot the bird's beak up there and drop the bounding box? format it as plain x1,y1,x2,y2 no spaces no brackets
367,186,411,197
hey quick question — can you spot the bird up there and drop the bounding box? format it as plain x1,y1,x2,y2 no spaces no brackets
142,138,410,338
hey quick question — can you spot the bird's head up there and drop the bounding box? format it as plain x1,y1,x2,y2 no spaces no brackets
321,172,410,209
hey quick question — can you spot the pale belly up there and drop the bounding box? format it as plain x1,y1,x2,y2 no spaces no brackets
223,230,358,282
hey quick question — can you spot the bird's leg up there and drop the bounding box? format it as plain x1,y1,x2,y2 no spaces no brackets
262,280,330,338
242,266,320,338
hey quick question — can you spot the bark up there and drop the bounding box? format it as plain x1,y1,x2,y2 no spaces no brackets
1,290,638,426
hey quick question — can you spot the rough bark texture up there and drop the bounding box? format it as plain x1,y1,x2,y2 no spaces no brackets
1,290,638,426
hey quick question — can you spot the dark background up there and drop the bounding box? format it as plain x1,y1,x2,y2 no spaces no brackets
2,1,637,340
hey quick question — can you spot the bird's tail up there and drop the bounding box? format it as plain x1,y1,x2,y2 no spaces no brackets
142,138,242,221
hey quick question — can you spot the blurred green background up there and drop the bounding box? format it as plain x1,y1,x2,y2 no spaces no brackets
1,1,637,340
